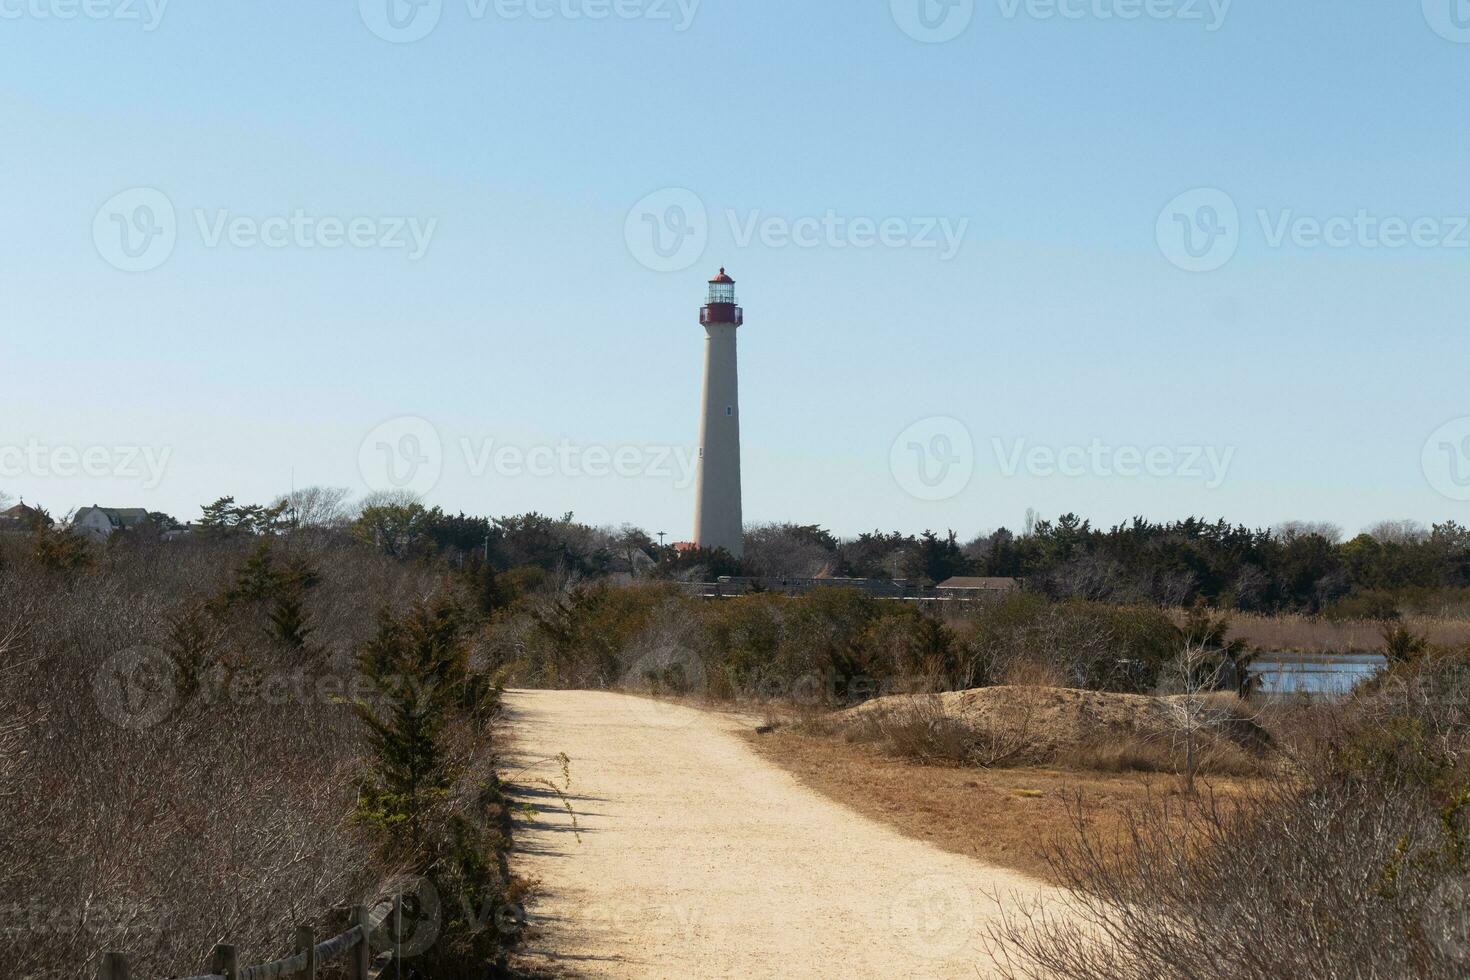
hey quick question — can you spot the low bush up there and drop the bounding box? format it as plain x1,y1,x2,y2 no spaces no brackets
992,649,1470,980
951,593,1180,693
823,696,982,767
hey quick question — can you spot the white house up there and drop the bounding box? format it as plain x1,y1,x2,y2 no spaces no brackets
73,506,150,541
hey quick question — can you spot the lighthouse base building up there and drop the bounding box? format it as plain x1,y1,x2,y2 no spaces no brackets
692,268,744,557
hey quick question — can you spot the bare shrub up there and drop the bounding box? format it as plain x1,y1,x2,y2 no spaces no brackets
1159,639,1256,792
0,531,464,978
1000,657,1068,689
1060,732,1267,777
822,696,989,766
991,780,1470,980
824,693,1038,769
991,652,1470,980
955,594,1178,693
741,523,838,579
868,697,979,766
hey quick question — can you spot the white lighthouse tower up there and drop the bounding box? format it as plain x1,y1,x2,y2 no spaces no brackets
692,268,744,557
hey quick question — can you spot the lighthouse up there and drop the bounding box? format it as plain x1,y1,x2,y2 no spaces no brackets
692,268,744,557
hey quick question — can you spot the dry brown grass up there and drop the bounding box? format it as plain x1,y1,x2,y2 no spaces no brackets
745,726,1263,885
1202,611,1470,652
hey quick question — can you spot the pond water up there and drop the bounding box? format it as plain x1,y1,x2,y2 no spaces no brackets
1249,652,1387,698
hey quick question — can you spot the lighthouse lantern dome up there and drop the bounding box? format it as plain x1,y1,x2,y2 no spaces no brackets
707,267,736,305
701,267,742,326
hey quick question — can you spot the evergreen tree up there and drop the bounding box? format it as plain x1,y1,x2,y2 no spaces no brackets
354,598,470,851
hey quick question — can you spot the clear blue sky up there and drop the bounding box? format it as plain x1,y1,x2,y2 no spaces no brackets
3,2,1468,538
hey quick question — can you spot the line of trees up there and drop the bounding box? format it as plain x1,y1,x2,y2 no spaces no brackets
747,516,1470,613
19,484,1470,614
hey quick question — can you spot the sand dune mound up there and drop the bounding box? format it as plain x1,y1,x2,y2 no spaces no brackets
839,686,1272,769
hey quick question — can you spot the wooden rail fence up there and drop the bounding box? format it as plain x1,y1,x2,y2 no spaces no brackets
96,898,405,980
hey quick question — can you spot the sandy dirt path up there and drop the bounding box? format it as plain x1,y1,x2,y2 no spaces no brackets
505,689,1065,979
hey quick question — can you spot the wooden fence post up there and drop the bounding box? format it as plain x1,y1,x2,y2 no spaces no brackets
296,925,317,979
99,951,130,980
392,892,404,966
209,942,238,980
350,905,372,980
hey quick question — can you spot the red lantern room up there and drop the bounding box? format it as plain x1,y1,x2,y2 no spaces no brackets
701,267,743,326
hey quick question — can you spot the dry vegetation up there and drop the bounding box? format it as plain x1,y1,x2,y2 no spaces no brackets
0,528,521,979
747,681,1273,885
982,648,1470,980
745,726,1263,884
1222,610,1470,652
740,608,1470,979
825,686,1271,774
